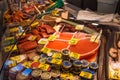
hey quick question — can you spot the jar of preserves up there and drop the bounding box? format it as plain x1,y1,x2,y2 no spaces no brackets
62,61,72,72
72,60,82,74
41,72,51,80
89,62,98,71
61,49,70,60
31,69,42,80
81,60,89,69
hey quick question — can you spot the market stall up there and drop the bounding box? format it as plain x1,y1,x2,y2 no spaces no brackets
0,0,120,80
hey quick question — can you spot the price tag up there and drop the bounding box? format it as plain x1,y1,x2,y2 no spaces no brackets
61,73,73,80
31,21,39,27
16,33,26,37
90,34,99,43
4,45,17,52
53,25,61,32
8,60,17,67
80,71,92,79
28,35,37,41
75,25,84,30
22,62,32,68
51,59,62,65
109,66,120,79
52,53,62,59
41,47,51,54
5,37,14,41
9,27,19,32
38,64,50,71
48,35,57,41
69,38,78,45
38,38,48,44
69,52,80,59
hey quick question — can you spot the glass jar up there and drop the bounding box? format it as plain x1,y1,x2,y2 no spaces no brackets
61,49,70,60
62,61,72,72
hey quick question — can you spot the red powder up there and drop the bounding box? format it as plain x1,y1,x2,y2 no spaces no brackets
46,40,68,51
57,32,73,40
69,38,99,57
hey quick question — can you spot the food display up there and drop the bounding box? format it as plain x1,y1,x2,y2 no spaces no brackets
2,0,118,80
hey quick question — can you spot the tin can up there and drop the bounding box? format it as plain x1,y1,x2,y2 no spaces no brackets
81,60,89,69
41,72,51,80
50,70,61,78
61,49,70,60
62,61,72,72
72,60,82,74
89,62,98,71
31,69,42,80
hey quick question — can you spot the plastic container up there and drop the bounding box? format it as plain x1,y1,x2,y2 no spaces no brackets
97,0,118,13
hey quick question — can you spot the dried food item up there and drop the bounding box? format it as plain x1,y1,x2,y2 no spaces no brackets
39,32,49,38
109,48,118,59
41,24,55,34
18,41,37,52
36,45,45,53
31,29,40,35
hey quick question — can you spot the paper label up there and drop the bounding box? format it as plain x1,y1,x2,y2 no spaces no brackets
41,47,51,54
38,38,48,44
9,27,19,32
48,35,57,41
109,66,120,79
52,53,62,59
75,25,84,30
4,45,17,52
51,58,62,65
69,38,78,45
53,25,61,32
22,62,32,68
16,33,26,37
80,71,92,79
31,21,39,27
28,35,37,41
38,64,50,71
69,52,80,59
61,73,73,80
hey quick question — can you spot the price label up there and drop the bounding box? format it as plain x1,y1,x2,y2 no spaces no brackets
10,55,21,63
48,35,57,41
41,47,51,54
69,52,80,59
8,60,17,67
16,33,26,37
61,73,73,80
38,38,48,44
80,71,92,79
109,66,120,79
75,25,84,30
38,64,50,71
53,25,61,32
28,35,37,41
51,59,62,65
90,34,99,43
5,37,14,41
52,53,62,59
9,27,19,32
22,62,32,68
31,21,39,27
69,38,78,45
4,45,17,52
